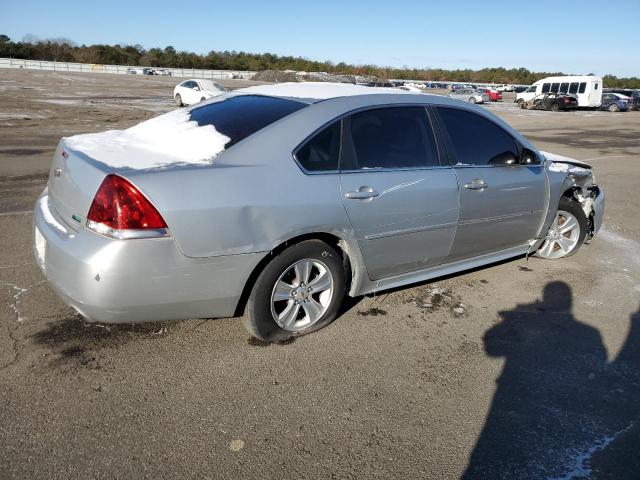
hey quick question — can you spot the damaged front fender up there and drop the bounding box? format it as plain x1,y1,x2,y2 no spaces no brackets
541,151,605,242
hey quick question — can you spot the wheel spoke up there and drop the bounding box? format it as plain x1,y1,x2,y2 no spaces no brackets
279,301,301,328
539,239,556,257
294,261,312,285
557,236,573,253
273,281,294,302
559,216,578,234
308,270,332,293
302,298,323,322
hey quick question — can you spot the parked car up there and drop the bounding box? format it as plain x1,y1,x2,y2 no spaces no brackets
448,88,490,104
153,68,173,76
33,83,604,341
173,79,226,106
477,87,503,102
603,89,639,110
126,67,145,75
520,93,579,111
513,85,530,94
598,93,629,112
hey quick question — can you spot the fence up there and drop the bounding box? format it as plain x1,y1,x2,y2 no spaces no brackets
0,57,256,80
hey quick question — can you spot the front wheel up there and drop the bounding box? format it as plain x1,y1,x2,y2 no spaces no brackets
535,197,587,259
609,103,619,112
174,94,183,107
551,103,561,112
468,97,477,104
244,240,346,342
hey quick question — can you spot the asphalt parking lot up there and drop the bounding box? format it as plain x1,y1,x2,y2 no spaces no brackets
1,70,639,479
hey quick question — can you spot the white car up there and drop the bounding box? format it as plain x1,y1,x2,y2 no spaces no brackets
173,79,226,106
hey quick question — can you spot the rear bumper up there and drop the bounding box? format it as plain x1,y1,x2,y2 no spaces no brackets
34,191,266,323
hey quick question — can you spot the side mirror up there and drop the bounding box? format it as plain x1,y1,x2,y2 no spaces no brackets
520,148,541,165
490,151,518,166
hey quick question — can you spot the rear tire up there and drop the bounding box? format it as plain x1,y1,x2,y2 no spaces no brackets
535,197,587,259
551,103,561,112
174,94,183,107
244,240,346,342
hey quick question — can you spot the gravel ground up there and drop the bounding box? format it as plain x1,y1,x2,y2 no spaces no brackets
1,69,639,479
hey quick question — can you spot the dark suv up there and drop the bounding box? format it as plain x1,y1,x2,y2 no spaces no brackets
604,89,640,111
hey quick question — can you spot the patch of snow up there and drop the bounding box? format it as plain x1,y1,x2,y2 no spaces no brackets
547,423,634,480
63,108,231,170
236,82,414,100
39,196,68,235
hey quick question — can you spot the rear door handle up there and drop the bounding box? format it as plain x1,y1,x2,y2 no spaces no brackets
345,186,379,200
464,178,488,190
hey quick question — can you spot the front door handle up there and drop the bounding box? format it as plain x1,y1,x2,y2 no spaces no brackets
345,186,379,200
464,178,488,190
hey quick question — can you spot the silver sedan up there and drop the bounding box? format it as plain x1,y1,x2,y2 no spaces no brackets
448,88,490,104
34,83,604,341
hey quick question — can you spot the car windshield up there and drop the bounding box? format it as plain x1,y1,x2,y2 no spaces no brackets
189,95,308,148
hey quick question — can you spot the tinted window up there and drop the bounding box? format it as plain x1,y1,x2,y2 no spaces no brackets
551,83,560,93
569,82,579,94
560,82,569,93
296,121,341,172
437,107,518,166
542,83,550,93
579,82,587,93
595,83,599,90
348,107,438,169
190,95,307,148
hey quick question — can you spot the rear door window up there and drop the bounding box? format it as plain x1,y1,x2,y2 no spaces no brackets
436,107,519,166
189,95,307,148
295,121,341,172
346,107,439,170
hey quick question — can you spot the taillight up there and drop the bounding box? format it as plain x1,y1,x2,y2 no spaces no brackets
87,174,169,239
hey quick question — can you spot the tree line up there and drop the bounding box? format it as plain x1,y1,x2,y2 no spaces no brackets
1,35,638,88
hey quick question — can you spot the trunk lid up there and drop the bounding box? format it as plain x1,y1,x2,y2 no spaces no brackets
47,140,110,231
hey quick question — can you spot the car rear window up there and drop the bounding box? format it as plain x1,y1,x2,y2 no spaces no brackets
189,95,307,148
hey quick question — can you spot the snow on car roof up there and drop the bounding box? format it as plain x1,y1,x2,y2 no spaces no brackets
64,108,231,170
235,82,412,101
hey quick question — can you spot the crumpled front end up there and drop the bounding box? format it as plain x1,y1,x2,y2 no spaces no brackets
542,151,605,241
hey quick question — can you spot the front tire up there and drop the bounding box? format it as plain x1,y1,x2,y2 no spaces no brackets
244,240,346,342
469,97,477,104
174,94,183,107
535,197,587,259
609,103,619,112
551,103,561,112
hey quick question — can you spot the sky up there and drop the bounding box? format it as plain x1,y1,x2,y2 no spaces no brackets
1,0,639,77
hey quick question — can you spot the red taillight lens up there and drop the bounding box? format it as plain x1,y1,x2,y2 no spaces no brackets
87,174,167,236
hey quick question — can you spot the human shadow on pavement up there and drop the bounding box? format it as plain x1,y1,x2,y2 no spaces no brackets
462,282,640,479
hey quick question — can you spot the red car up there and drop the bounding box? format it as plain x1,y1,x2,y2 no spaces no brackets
478,88,502,102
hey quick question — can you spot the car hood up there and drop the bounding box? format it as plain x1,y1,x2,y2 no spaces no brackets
540,150,592,170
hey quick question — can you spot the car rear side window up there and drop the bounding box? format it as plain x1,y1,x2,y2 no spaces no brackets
347,107,438,169
436,107,518,166
295,121,341,172
189,95,307,148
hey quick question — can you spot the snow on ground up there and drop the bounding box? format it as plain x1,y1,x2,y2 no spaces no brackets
63,108,231,170
236,82,414,100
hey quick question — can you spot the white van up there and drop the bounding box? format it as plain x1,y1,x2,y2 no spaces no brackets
516,76,603,108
